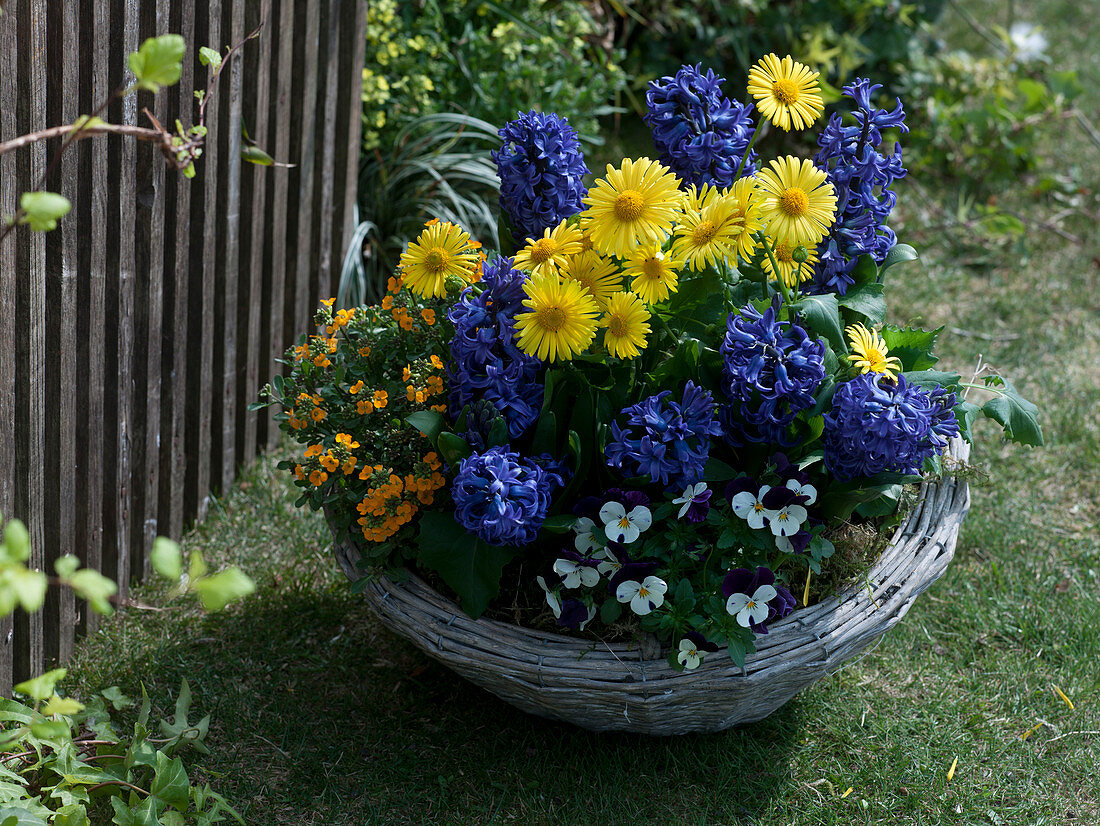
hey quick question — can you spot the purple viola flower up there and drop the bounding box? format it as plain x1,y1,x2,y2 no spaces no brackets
823,373,959,481
808,78,908,295
558,598,596,630
672,482,712,523
720,301,826,446
725,476,757,503
452,446,564,546
605,382,724,490
721,567,796,634
493,111,589,243
644,63,757,188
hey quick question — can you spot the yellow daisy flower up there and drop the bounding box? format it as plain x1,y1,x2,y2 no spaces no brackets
671,195,743,272
755,156,837,247
762,236,819,289
727,176,765,260
681,182,725,213
397,220,480,298
512,219,584,277
747,53,825,132
601,292,651,360
846,323,902,381
581,157,683,258
562,250,623,308
514,274,601,362
623,244,683,305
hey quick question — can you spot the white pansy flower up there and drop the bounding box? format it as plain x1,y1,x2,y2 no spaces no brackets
599,501,652,544
536,575,563,618
784,478,817,505
572,516,598,553
615,575,667,616
677,637,704,669
672,482,708,519
593,547,623,578
764,502,807,537
725,584,778,628
553,557,600,589
731,484,771,530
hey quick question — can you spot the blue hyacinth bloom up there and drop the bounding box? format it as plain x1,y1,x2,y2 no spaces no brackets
447,257,543,443
604,381,723,490
452,446,566,547
720,301,826,445
644,63,757,188
823,373,959,480
493,111,589,243
809,78,908,295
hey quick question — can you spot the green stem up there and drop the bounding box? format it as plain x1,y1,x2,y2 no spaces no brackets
757,233,792,305
651,311,679,344
733,126,762,181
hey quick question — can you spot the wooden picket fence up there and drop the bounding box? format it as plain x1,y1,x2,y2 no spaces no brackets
0,0,367,693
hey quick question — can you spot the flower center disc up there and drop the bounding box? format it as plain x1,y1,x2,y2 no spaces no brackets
537,305,567,332
771,78,800,105
530,238,556,264
692,220,718,244
424,248,450,273
778,187,809,217
608,314,628,338
614,189,646,222
642,257,664,279
774,241,793,263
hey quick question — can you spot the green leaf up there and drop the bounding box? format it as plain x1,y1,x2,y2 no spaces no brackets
703,457,738,482
981,378,1044,446
197,46,223,72
8,567,48,613
193,567,256,611
0,808,48,826
879,243,919,276
70,115,106,132
881,325,942,372
150,538,182,582
838,283,886,324
14,668,66,701
416,512,512,618
954,399,981,443
19,192,72,232
68,568,118,615
54,554,80,579
540,514,576,534
599,598,621,624
854,484,903,518
790,293,844,350
53,805,90,826
404,410,445,443
1,519,29,563
128,34,186,92
487,417,509,448
902,369,961,392
241,145,274,166
29,720,71,741
43,695,84,716
437,432,472,466
849,254,878,287
101,686,133,710
151,752,190,811
530,410,557,455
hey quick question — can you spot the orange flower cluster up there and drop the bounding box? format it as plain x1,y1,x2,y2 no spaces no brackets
291,333,338,369
355,453,446,542
325,306,357,335
293,434,362,487
287,392,327,430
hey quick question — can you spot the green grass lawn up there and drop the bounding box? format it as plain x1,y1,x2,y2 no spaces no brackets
64,2,1100,823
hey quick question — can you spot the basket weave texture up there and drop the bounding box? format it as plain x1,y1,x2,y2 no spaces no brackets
335,439,971,735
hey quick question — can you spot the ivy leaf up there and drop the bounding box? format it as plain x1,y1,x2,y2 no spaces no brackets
197,46,223,73
838,283,886,324
193,567,256,611
52,805,90,826
0,807,48,826
981,378,1044,446
19,192,72,232
150,538,182,582
416,512,513,619
954,399,981,443
128,35,186,92
882,326,942,372
42,695,85,716
68,568,118,615
790,293,844,350
13,668,67,701
151,752,190,812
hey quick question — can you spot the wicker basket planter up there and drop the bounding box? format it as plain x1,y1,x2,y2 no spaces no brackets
334,439,971,735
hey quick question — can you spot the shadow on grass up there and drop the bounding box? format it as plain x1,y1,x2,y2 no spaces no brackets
134,587,804,825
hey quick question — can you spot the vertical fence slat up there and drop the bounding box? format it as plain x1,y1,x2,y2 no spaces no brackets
131,0,170,580
159,0,196,542
314,0,340,304
42,0,81,667
185,0,220,523
331,0,367,299
262,0,295,450
0,1,21,689
237,0,273,464
12,0,49,684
